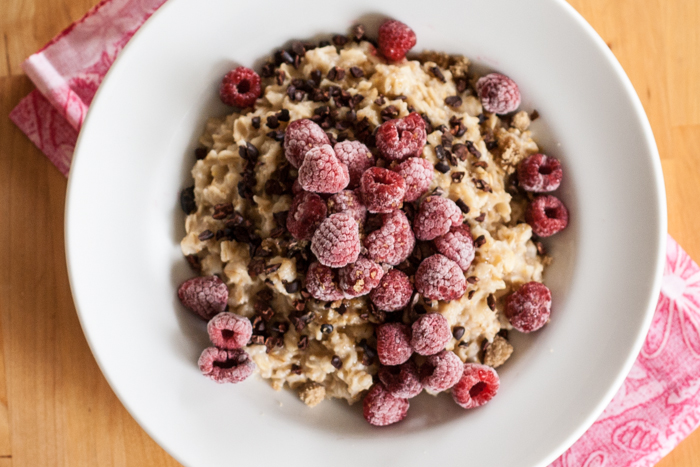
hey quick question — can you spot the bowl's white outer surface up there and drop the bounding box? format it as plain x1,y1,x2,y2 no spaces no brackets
65,0,666,466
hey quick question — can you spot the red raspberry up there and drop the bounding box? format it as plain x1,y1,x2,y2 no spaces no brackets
375,113,427,161
433,224,475,271
284,119,331,168
517,153,563,193
207,312,253,349
452,363,500,409
525,195,569,237
378,361,423,399
219,67,261,108
376,322,413,366
198,347,255,384
298,145,350,194
327,190,367,226
413,196,463,241
363,383,410,426
339,257,384,298
411,312,452,356
334,140,376,188
304,262,344,301
377,19,417,62
364,210,415,266
311,213,361,268
370,269,413,311
505,281,552,332
415,254,467,301
420,350,463,392
476,73,521,114
360,167,407,213
177,275,229,321
287,191,327,240
393,157,433,201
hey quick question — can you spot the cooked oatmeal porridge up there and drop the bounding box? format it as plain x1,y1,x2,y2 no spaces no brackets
177,19,568,425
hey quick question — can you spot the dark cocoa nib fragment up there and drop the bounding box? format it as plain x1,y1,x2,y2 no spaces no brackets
291,41,306,57
198,230,214,241
332,35,348,46
351,24,366,41
456,198,470,213
435,162,450,173
350,66,364,78
267,115,279,129
180,186,196,214
185,254,201,272
445,96,463,108
195,147,208,160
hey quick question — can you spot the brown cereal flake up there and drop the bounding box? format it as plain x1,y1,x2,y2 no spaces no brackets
483,335,514,368
299,382,326,407
512,111,531,132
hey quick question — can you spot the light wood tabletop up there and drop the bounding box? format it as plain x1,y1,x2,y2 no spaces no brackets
1,0,699,465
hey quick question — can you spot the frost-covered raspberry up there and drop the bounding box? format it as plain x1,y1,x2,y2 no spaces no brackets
393,157,433,201
476,73,521,114
178,275,229,321
311,213,361,268
415,254,467,301
411,313,451,356
376,113,427,161
360,167,407,213
339,257,384,298
334,140,376,188
287,191,327,240
452,363,500,409
284,119,331,168
198,347,255,383
370,269,413,311
433,224,475,271
413,196,463,241
305,262,344,301
207,312,252,349
363,383,410,426
517,153,563,193
376,322,413,366
378,361,423,399
525,195,569,237
377,19,417,62
298,145,350,194
505,281,552,333
327,190,367,226
364,210,415,266
420,350,463,392
220,67,261,108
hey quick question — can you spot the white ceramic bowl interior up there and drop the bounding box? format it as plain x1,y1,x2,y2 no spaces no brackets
65,0,666,466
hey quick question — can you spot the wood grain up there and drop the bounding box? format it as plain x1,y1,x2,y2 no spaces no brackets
0,0,699,465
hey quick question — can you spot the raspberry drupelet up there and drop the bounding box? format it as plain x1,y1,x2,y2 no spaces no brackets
177,275,229,321
363,383,410,426
434,223,476,271
505,281,552,333
411,312,452,356
284,119,331,168
207,312,253,349
376,322,413,366
219,67,261,108
375,113,427,161
415,254,467,301
370,269,413,311
378,361,423,399
393,157,434,202
305,262,345,302
334,140,376,188
525,194,569,237
339,256,384,298
475,73,521,115
364,210,415,266
517,153,563,193
311,213,361,268
327,190,367,226
413,196,463,241
198,347,255,384
377,19,417,62
452,363,500,409
287,191,328,241
298,145,350,194
420,350,464,392
360,167,407,213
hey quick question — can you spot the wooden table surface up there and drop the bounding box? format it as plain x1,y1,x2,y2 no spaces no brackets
1,0,699,465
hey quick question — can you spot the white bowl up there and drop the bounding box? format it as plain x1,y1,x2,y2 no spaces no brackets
65,0,666,465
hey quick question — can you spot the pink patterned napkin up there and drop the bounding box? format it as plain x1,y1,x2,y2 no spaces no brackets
9,2,700,465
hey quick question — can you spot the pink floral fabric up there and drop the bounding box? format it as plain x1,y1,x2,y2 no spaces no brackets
8,2,699,466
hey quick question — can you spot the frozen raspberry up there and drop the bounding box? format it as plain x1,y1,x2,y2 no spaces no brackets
378,361,423,399
364,210,415,266
219,67,261,108
207,312,253,349
298,145,350,194
433,224,475,271
476,73,521,115
376,322,413,366
284,119,331,168
375,113,427,161
415,254,467,301
363,383,410,426
377,19,417,62
304,262,344,301
393,157,433,201
370,269,413,311
311,213,361,268
339,257,384,298
327,190,367,226
420,350,463,392
198,347,255,383
505,281,552,333
334,140,376,188
452,363,500,409
177,275,229,321
360,167,407,213
411,313,451,356
413,196,463,241
517,153,563,193
525,195,569,237
287,191,327,240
